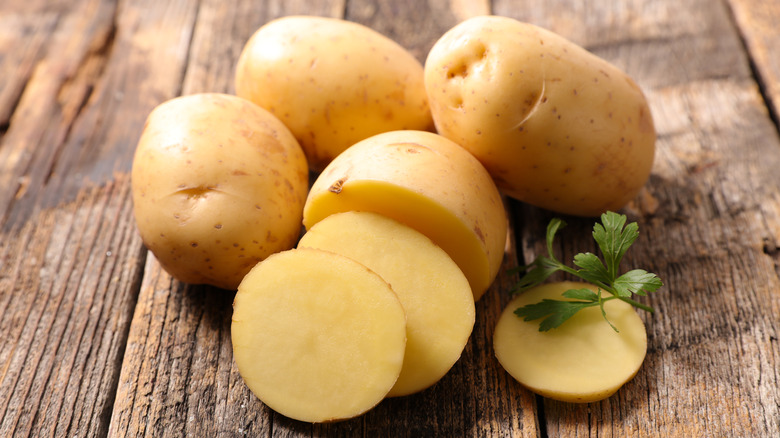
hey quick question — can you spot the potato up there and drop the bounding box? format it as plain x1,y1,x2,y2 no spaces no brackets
131,93,309,290
298,211,475,397
493,281,647,403
302,130,507,300
424,16,656,217
232,248,407,423
235,16,434,171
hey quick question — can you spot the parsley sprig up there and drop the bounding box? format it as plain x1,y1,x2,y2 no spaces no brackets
510,211,662,332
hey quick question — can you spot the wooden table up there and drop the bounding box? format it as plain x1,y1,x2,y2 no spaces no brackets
2,0,779,436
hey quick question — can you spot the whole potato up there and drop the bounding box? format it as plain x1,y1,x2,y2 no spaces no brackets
425,16,656,217
131,93,309,290
235,16,434,171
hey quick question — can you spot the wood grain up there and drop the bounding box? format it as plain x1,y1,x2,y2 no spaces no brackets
0,0,778,436
0,0,191,436
345,0,489,62
727,0,780,123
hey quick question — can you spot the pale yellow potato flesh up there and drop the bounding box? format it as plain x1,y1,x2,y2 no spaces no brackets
232,248,407,423
303,130,507,300
298,211,475,397
493,282,647,403
131,93,309,290
425,16,656,217
235,15,433,171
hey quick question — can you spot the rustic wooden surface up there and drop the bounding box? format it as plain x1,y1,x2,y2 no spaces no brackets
1,0,778,436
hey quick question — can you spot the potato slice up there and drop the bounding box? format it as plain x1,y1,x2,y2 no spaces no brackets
231,248,406,422
303,130,507,300
298,211,475,397
493,281,647,403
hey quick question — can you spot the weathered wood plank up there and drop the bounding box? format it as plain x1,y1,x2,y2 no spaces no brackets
0,0,198,436
346,0,490,62
727,0,780,123
494,0,780,436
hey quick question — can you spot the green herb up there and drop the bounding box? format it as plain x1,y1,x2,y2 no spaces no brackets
510,211,662,332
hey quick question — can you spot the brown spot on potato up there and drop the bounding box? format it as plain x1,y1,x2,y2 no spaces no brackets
329,177,347,194
474,225,485,244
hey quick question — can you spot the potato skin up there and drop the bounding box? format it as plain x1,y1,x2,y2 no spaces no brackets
425,16,656,217
131,93,309,290
235,16,434,172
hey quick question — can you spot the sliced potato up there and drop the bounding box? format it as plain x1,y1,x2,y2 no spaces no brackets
493,281,647,403
232,248,407,422
298,211,475,397
303,130,507,300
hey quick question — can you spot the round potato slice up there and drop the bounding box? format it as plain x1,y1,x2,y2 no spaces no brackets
303,130,507,300
493,281,647,403
298,211,475,397
232,248,407,423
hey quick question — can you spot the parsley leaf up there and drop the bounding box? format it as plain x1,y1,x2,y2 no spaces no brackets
572,252,610,286
510,211,662,332
514,298,598,332
613,269,663,297
593,213,638,280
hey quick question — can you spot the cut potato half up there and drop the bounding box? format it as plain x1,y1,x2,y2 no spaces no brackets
493,281,647,403
232,248,407,422
298,211,475,397
303,130,507,300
